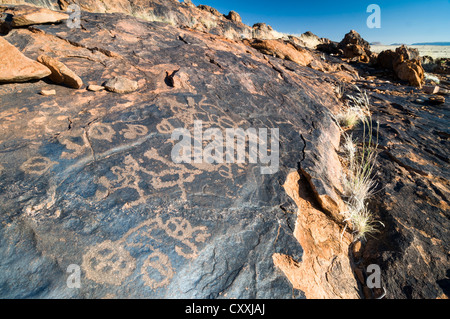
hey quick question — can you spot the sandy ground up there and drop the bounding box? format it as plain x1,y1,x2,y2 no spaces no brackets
371,45,450,59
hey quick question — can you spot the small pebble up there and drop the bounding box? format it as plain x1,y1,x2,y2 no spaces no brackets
87,84,105,92
40,89,56,96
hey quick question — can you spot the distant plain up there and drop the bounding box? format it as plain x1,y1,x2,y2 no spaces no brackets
371,45,450,59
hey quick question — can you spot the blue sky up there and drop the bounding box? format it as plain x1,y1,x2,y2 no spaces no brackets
191,0,450,44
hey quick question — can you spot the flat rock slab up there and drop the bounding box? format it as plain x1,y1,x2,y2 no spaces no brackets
0,36,51,82
37,54,83,89
0,4,68,27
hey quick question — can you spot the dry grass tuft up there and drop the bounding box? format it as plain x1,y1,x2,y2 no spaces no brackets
335,87,384,241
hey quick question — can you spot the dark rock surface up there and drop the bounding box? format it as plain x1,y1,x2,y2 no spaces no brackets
0,1,448,300
342,67,450,298
0,9,346,298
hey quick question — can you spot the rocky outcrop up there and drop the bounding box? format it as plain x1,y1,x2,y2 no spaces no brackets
317,38,340,55
225,10,241,24
0,36,51,82
354,83,449,299
377,49,397,70
377,45,424,87
0,7,352,299
290,31,323,50
246,39,314,67
197,4,222,17
0,1,448,300
273,171,360,299
0,4,67,25
1,0,254,40
421,56,450,75
251,22,276,40
338,30,372,62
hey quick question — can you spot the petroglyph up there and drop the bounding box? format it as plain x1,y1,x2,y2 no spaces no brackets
143,148,204,201
59,128,92,159
82,240,137,286
88,122,115,142
82,215,209,288
97,154,147,207
141,251,174,289
20,156,57,175
120,124,149,140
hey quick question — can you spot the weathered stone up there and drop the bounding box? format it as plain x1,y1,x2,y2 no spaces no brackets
0,9,346,299
377,49,396,69
39,89,56,95
428,95,445,105
182,0,195,8
376,45,425,87
104,76,139,93
252,22,276,40
248,39,314,67
273,171,360,299
37,54,83,89
423,85,440,94
225,10,241,23
87,84,105,92
290,31,323,50
317,39,340,54
395,60,424,87
338,30,372,62
0,4,68,27
197,4,222,17
0,1,448,301
0,36,51,82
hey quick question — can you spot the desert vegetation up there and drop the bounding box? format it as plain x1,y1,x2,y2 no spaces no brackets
335,87,384,241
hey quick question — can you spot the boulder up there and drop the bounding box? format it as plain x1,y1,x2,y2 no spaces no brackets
317,39,340,55
394,59,424,87
197,4,222,17
288,32,323,50
225,10,241,23
394,44,421,61
376,45,425,87
0,4,68,28
338,30,372,62
0,36,51,82
37,55,83,89
392,46,424,87
376,49,396,69
252,22,275,40
434,58,450,75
